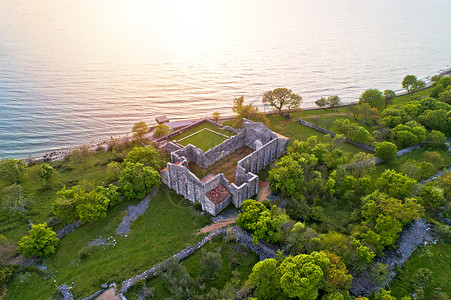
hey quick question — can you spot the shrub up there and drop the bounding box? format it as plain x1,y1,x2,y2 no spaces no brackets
375,142,397,162
199,249,222,280
0,265,19,285
18,223,59,258
434,225,451,243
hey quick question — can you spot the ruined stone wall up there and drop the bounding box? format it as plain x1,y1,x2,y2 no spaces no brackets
162,119,289,215
224,125,241,134
201,132,246,167
166,163,205,204
237,137,288,178
165,141,182,154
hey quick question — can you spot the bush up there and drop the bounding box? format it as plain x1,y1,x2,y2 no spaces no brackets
375,142,397,162
18,223,59,258
434,225,451,243
411,268,432,288
199,249,222,280
419,185,445,208
0,265,19,285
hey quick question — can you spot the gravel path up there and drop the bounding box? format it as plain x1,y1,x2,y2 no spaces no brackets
350,219,435,296
116,188,158,235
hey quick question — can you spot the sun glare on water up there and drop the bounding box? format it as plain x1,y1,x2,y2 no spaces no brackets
113,0,220,53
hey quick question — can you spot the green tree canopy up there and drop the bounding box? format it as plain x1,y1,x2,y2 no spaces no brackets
18,223,59,258
375,141,397,162
375,169,418,199
27,163,57,188
120,162,160,200
359,89,384,108
262,88,302,113
249,259,283,300
383,89,396,108
123,146,164,171
0,159,26,184
402,75,418,93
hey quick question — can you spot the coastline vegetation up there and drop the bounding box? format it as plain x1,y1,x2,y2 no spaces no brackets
1,74,451,299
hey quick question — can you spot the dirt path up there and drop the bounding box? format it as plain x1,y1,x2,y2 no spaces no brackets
257,181,271,202
198,219,236,234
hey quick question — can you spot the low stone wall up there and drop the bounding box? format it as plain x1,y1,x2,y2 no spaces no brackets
120,228,228,294
350,219,434,296
396,144,422,157
296,118,375,152
56,221,82,239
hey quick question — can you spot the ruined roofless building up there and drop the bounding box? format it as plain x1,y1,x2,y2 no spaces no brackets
160,119,289,216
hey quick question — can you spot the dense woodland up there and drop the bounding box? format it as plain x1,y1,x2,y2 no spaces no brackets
0,75,451,299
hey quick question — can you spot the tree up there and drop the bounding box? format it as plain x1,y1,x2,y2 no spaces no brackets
315,97,328,109
262,88,302,113
120,162,160,200
359,89,384,108
249,259,283,300
328,95,341,110
0,159,26,184
75,190,110,223
106,161,122,182
424,151,444,170
428,130,446,146
153,124,170,138
212,111,221,122
237,199,289,244
269,155,305,200
419,185,444,208
411,79,426,92
375,141,397,162
375,169,418,199
132,121,149,141
383,89,396,108
278,252,329,300
199,249,222,280
402,75,418,93
348,152,375,177
0,184,32,214
27,163,57,188
18,223,59,258
70,145,93,169
123,146,164,170
232,96,270,128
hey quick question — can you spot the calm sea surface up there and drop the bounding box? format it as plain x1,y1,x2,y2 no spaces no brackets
0,0,450,159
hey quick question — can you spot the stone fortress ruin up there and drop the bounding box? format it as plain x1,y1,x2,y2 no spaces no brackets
160,118,289,216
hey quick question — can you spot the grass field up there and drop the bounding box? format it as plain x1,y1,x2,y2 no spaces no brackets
124,234,259,299
267,114,368,156
172,123,235,141
389,242,451,299
178,128,229,152
5,187,211,299
0,141,145,243
389,87,432,107
303,114,374,133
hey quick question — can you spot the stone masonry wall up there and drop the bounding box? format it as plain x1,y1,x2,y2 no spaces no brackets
162,119,289,216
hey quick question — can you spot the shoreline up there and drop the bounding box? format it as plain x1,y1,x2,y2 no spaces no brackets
15,67,451,163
